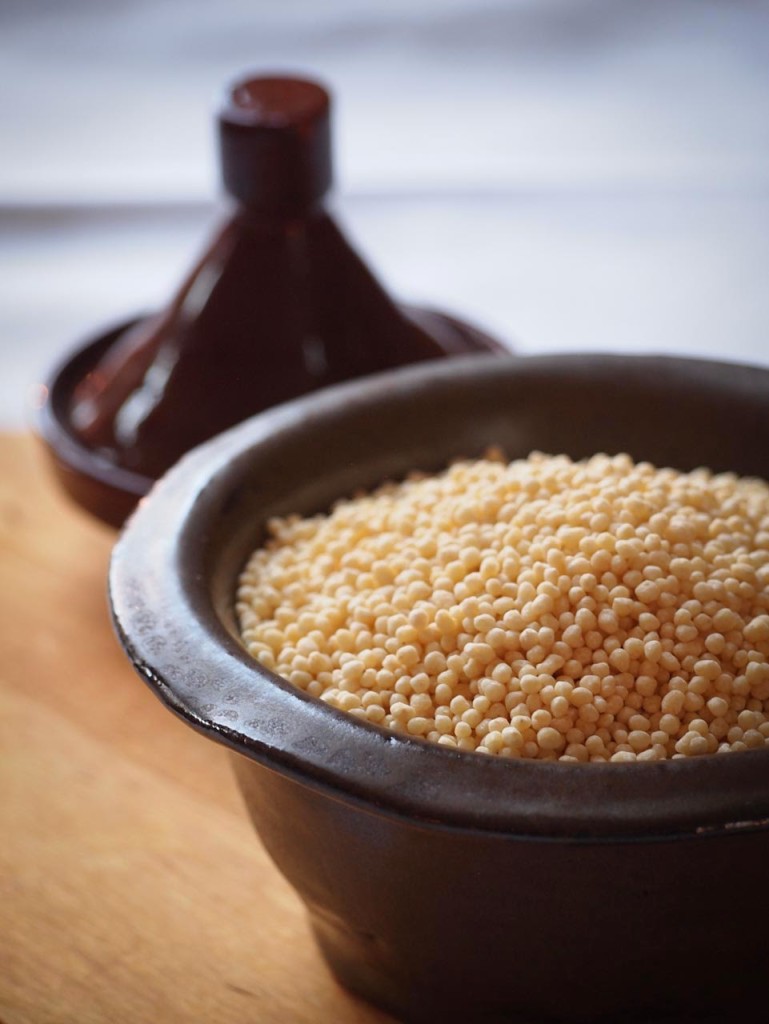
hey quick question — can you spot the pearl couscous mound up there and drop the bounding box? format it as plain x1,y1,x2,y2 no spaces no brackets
236,452,769,762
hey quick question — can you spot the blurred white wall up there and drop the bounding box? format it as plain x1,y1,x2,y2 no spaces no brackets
1,0,768,425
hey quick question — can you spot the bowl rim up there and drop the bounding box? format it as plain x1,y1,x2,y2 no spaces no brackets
109,351,769,840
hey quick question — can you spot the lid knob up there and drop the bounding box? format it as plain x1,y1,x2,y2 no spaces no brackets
219,74,332,212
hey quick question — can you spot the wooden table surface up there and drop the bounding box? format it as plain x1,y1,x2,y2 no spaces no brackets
0,433,393,1024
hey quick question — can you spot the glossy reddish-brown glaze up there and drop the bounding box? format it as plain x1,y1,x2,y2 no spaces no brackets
65,74,505,482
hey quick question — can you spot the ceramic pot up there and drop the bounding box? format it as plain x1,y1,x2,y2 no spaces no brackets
109,354,769,1023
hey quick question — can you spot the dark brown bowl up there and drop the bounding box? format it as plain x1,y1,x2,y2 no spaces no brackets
109,354,769,1023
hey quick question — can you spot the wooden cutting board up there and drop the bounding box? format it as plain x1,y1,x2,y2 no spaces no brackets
0,433,393,1024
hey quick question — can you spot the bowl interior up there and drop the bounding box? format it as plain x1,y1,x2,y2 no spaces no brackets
110,353,769,839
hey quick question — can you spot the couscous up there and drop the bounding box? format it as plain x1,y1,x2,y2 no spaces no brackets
237,452,769,762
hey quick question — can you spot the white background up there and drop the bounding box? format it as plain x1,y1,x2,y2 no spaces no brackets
1,0,767,427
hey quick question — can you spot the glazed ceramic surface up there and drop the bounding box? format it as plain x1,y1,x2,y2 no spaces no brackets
37,319,150,528
36,73,506,528
110,354,769,1022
